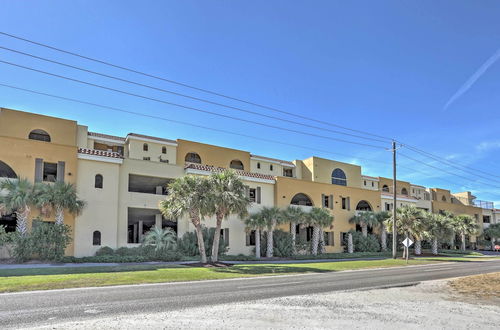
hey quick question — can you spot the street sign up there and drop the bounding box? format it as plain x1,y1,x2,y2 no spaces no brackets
402,238,413,248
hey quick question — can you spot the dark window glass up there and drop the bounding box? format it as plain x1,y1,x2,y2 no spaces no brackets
28,129,51,142
331,168,347,186
95,174,103,189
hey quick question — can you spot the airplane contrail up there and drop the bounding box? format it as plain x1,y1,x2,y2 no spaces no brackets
443,47,500,110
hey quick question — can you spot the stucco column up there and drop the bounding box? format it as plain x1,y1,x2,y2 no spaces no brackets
133,223,138,243
138,220,144,243
155,214,162,229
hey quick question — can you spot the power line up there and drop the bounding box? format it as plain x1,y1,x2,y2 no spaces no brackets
0,59,387,150
0,30,392,141
0,82,391,167
0,45,387,144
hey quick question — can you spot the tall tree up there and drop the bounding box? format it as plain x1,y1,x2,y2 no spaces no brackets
349,211,377,237
281,206,306,255
0,178,33,235
423,212,453,255
483,223,500,251
385,205,425,257
244,213,267,259
306,207,334,255
208,170,250,262
34,182,85,225
374,211,390,251
160,175,211,263
256,207,283,257
452,214,479,252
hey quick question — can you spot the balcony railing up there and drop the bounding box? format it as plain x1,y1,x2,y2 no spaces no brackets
474,200,494,209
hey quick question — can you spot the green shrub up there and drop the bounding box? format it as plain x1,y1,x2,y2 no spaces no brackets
177,227,228,257
260,230,294,257
11,233,32,262
95,246,115,256
221,254,258,261
30,221,72,261
343,231,380,252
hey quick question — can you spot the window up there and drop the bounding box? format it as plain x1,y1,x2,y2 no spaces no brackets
283,168,293,177
270,164,274,171
43,162,57,182
249,188,256,202
442,196,447,202
143,157,150,161
412,189,415,194
483,215,491,223
401,188,408,195
340,232,348,246
248,187,261,204
92,231,101,246
28,129,51,142
162,146,167,154
306,226,313,241
185,152,201,164
322,194,333,209
221,228,229,244
385,203,392,211
246,230,256,246
364,180,367,186
371,182,374,187
230,160,244,170
382,185,389,192
95,174,103,189
341,197,350,210
143,143,148,151
257,162,261,169
324,232,334,246
0,160,17,178
356,200,372,211
290,193,313,206
331,168,347,186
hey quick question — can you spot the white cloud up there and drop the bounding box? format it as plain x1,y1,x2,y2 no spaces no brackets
443,47,500,110
476,141,500,152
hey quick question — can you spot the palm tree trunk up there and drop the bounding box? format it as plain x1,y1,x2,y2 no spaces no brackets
347,232,353,253
432,238,438,255
15,206,30,236
291,222,296,255
255,229,261,259
211,213,224,262
362,223,368,237
319,228,325,254
266,229,274,257
380,226,387,252
414,239,422,255
55,205,64,225
194,223,207,263
461,233,466,252
491,238,495,251
449,236,455,249
311,226,320,255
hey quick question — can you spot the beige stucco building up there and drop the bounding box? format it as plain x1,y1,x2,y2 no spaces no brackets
0,108,493,256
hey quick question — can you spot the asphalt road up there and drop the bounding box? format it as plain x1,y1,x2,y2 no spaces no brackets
1,260,499,329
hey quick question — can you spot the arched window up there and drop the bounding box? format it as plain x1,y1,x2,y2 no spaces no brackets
185,152,201,164
229,160,244,170
442,195,447,202
290,193,313,206
401,188,408,195
356,200,372,211
0,160,17,178
382,185,389,192
331,168,347,186
162,146,167,154
95,174,103,189
143,143,148,151
28,129,51,142
92,231,101,246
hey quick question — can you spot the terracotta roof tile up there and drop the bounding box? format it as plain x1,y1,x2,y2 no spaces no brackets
184,163,275,181
78,147,123,159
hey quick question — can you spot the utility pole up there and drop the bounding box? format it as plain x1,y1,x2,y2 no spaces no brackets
392,141,397,259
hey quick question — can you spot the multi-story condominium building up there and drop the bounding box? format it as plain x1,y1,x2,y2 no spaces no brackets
0,108,493,256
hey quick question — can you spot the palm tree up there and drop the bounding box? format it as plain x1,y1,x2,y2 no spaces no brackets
440,210,456,248
385,205,425,257
142,227,177,252
244,213,267,259
255,207,283,257
34,182,85,225
423,212,453,255
349,211,377,237
483,223,500,251
307,207,334,255
452,214,479,252
281,206,306,255
160,175,212,263
374,211,390,251
208,170,250,262
0,178,33,235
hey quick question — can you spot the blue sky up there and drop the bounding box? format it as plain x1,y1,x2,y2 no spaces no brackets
1,1,499,204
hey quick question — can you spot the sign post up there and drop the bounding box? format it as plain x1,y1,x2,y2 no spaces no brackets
402,237,414,264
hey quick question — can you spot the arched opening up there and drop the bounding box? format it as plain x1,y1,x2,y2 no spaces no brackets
229,159,244,170
356,200,373,211
331,168,347,186
401,188,408,195
95,174,103,189
92,231,101,246
290,193,313,206
28,129,51,142
185,152,201,164
162,146,167,154
0,160,17,178
143,143,148,151
382,185,389,192
442,195,447,202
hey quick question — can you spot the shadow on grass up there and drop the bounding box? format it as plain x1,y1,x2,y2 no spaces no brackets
419,258,479,263
210,264,332,275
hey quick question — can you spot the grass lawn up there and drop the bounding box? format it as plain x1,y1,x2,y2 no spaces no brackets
0,257,495,293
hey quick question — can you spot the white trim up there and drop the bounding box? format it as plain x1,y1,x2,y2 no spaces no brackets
78,153,123,164
126,135,177,146
185,168,275,184
89,136,125,145
251,156,295,168
380,194,417,203
410,184,426,189
361,175,379,181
